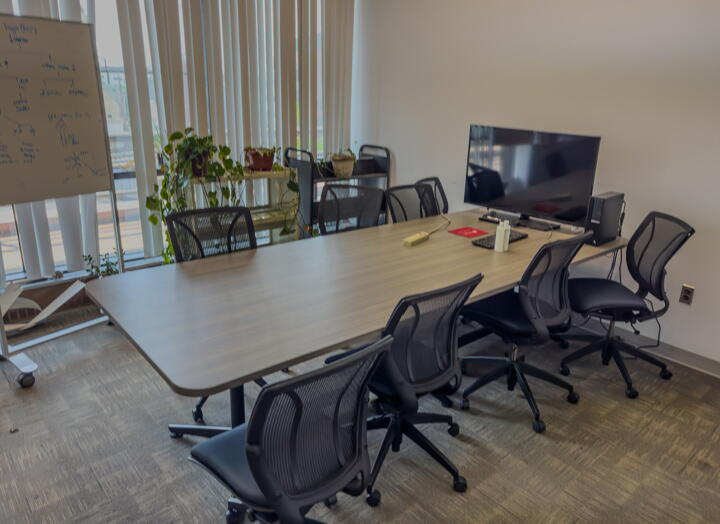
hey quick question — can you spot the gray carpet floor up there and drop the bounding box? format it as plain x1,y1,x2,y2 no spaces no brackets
1,318,720,523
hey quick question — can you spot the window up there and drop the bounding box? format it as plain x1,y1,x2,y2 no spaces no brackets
94,1,161,262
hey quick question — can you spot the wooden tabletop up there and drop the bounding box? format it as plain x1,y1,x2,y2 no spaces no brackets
86,211,626,397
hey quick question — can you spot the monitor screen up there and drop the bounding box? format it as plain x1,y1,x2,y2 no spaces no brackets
464,125,600,225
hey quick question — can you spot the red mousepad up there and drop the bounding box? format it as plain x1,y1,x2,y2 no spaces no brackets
448,227,487,238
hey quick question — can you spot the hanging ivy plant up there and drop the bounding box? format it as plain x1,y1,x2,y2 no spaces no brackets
146,129,300,262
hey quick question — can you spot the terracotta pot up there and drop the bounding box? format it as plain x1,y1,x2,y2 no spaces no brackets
245,150,274,171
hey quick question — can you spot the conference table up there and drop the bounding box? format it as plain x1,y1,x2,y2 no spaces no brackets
86,210,625,437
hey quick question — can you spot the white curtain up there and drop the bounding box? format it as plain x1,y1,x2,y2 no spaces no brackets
145,0,354,158
323,0,354,156
0,0,357,282
0,0,100,284
116,0,163,257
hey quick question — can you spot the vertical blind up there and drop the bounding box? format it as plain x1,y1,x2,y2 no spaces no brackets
0,0,356,283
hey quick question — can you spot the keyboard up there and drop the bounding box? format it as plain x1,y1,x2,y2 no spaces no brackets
472,229,528,249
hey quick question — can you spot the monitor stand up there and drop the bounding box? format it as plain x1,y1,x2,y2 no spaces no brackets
516,216,560,232
479,209,560,232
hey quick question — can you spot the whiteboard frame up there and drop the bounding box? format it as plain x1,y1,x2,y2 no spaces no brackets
0,15,127,377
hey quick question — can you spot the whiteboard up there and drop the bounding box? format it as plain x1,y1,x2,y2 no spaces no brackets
0,15,113,206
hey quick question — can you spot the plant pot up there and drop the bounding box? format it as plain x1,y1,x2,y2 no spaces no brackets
190,153,211,178
332,157,354,178
245,151,274,171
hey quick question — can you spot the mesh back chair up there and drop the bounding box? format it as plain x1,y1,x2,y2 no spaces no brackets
317,184,384,235
417,177,449,214
190,336,392,524
385,183,439,223
166,207,257,262
165,206,263,424
327,273,483,505
459,233,591,433
284,148,319,237
559,212,695,398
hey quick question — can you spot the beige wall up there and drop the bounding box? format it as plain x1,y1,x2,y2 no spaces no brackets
351,0,720,361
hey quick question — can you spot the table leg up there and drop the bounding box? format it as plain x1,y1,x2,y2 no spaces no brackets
230,385,245,427
168,384,246,439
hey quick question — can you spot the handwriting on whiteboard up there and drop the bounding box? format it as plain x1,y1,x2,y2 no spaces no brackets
0,18,108,188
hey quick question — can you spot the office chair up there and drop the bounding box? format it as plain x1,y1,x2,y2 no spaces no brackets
558,212,695,397
327,273,483,504
417,177,449,214
385,183,439,222
285,147,321,237
190,336,392,524
317,183,384,235
165,206,266,424
460,233,591,433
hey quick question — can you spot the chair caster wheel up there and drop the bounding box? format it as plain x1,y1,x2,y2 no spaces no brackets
567,391,579,404
453,476,467,493
532,419,546,434
660,369,673,380
169,431,183,439
460,398,470,410
559,365,570,376
625,387,639,399
226,507,246,524
17,372,35,388
192,407,204,424
366,490,381,507
448,422,460,437
324,495,337,507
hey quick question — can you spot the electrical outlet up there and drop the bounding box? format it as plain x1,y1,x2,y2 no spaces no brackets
679,284,695,305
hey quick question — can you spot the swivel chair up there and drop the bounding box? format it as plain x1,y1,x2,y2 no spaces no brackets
459,233,591,433
327,274,484,504
416,177,449,214
385,183,438,222
317,184,384,235
559,212,695,397
190,336,392,524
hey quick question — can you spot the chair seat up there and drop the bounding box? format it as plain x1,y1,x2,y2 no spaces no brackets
461,290,536,340
190,425,269,510
568,278,649,315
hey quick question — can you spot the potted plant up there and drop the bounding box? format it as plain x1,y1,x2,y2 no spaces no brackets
146,128,246,262
330,149,356,177
244,146,277,171
83,250,122,278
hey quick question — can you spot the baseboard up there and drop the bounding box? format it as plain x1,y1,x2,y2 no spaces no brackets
578,319,720,380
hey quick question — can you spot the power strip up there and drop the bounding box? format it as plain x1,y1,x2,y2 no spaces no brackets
403,232,430,246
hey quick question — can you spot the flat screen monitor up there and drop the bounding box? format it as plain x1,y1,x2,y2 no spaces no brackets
464,125,600,225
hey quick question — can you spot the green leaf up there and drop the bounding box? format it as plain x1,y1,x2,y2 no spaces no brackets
148,214,159,225
164,144,174,155
168,131,184,141
146,196,159,211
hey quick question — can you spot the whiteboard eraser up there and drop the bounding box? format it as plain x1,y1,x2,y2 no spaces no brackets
403,232,430,246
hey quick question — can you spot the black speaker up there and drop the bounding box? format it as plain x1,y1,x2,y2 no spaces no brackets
585,192,624,246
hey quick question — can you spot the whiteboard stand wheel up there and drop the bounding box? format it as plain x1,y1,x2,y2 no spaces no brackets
17,372,35,389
